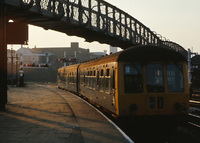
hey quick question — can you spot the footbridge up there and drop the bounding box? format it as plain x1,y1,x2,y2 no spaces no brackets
0,0,188,110
1,0,187,56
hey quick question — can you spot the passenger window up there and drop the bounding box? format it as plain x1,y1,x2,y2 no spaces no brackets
124,64,143,93
101,69,104,76
89,71,93,87
113,70,115,89
105,69,110,93
146,64,164,92
83,72,85,83
97,71,99,86
167,64,184,92
69,72,71,83
106,69,110,76
93,70,96,88
100,69,104,91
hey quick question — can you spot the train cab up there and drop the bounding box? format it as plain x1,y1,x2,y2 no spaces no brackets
116,46,189,118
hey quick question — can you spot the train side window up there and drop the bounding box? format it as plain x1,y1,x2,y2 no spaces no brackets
80,71,85,86
71,72,73,83
93,70,96,88
113,69,115,89
69,72,71,83
66,72,68,82
74,72,76,84
124,64,143,93
146,64,164,92
72,72,75,84
72,72,74,83
101,69,104,76
97,71,99,86
64,72,67,81
100,69,104,91
105,69,111,93
89,70,93,87
86,71,89,86
167,64,184,92
106,69,110,76
83,71,85,83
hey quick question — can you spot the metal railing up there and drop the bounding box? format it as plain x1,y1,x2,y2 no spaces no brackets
1,0,188,58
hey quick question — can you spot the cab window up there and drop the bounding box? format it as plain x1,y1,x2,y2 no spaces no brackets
124,64,143,93
167,64,184,92
146,64,164,92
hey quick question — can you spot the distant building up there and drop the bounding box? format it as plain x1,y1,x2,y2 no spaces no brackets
17,42,90,65
8,42,112,83
90,52,106,60
110,46,118,54
15,42,92,82
191,55,200,89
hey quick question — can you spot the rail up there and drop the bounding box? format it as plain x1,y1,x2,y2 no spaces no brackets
188,113,200,128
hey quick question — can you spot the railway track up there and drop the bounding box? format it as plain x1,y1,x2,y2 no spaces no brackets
188,113,200,128
190,100,200,106
190,100,200,116
189,100,200,128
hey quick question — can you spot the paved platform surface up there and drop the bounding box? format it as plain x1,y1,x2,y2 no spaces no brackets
0,84,131,143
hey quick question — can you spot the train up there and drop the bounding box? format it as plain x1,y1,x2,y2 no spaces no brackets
57,45,189,125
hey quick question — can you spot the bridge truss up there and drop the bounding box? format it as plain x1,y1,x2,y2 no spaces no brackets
1,0,187,57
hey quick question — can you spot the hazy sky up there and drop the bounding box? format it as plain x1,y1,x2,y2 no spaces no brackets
25,0,200,54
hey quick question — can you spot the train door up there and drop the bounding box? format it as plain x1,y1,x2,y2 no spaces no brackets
145,63,166,115
110,63,116,113
77,68,81,93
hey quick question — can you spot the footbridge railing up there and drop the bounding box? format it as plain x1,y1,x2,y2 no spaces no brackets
1,0,187,58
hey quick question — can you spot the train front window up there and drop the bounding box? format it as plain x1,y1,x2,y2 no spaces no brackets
124,64,143,93
167,64,184,92
146,64,164,92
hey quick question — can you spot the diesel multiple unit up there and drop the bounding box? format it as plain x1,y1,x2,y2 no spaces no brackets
57,45,189,122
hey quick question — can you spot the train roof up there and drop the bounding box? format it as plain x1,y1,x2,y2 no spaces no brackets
80,45,186,67
58,63,80,72
117,45,187,62
58,45,187,71
79,51,121,68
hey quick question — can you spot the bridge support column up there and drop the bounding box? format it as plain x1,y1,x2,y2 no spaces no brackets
0,4,7,110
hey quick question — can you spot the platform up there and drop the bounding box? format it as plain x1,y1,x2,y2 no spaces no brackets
0,84,132,143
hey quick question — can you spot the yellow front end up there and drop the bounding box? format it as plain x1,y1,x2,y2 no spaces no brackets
115,61,189,117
